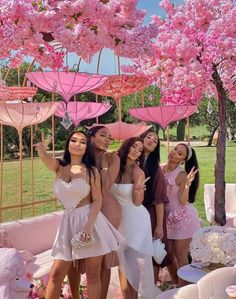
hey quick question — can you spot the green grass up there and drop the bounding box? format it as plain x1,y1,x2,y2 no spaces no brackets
1,142,235,223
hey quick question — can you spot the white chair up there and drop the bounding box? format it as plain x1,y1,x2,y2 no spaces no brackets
156,285,198,299
197,266,236,299
204,184,236,224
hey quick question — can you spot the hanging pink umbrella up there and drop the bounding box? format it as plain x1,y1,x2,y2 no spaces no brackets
89,121,152,141
129,105,198,129
0,86,38,101
26,71,108,102
55,101,111,128
0,101,59,218
0,102,59,129
92,75,149,105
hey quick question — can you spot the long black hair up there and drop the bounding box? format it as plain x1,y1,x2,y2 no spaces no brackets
179,143,199,203
117,137,144,183
87,125,106,139
59,131,95,174
140,129,161,207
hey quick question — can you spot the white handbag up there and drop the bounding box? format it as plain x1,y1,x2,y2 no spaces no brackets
153,239,167,264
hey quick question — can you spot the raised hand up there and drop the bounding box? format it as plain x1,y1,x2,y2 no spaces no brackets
33,134,52,157
186,166,198,186
134,176,150,192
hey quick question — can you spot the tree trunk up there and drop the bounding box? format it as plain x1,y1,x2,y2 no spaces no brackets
212,65,227,226
207,125,218,147
177,120,185,141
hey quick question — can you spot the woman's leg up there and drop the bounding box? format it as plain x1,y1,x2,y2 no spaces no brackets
100,268,111,299
174,238,192,286
85,255,103,299
118,268,137,299
166,240,179,285
67,264,81,299
45,259,72,299
153,265,160,284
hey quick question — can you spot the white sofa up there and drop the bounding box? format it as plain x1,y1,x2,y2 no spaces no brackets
0,211,63,278
204,183,236,224
156,266,236,299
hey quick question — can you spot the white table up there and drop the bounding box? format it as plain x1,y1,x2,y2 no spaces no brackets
177,264,208,283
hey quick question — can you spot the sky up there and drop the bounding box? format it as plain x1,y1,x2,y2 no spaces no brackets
66,0,184,75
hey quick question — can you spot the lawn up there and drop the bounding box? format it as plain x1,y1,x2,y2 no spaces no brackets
1,141,235,223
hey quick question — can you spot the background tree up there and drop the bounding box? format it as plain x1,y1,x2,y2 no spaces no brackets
131,0,236,225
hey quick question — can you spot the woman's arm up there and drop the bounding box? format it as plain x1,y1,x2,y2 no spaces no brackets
153,167,167,239
154,203,164,240
177,167,198,205
100,152,120,195
82,167,103,234
35,142,59,172
132,165,146,206
176,171,189,205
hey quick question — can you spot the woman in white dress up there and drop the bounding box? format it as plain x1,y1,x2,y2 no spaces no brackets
35,131,122,299
111,137,160,299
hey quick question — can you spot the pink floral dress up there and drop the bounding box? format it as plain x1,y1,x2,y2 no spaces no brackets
161,165,201,240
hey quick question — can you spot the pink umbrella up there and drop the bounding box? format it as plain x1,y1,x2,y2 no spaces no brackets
92,75,149,105
129,105,198,129
89,121,152,141
55,101,111,128
0,86,38,101
0,102,59,129
0,101,59,218
26,72,108,102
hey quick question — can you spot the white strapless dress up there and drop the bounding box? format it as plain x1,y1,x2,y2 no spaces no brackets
51,178,123,261
111,183,161,298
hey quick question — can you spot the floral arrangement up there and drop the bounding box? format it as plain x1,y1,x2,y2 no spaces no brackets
27,273,88,299
190,226,236,265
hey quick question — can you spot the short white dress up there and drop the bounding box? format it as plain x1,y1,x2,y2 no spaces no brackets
51,177,123,261
111,183,161,298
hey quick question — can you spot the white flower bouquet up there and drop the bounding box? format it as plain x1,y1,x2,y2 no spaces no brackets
190,226,236,265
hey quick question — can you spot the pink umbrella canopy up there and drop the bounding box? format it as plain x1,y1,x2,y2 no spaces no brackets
55,101,112,128
0,86,38,101
89,121,152,141
129,105,198,129
26,72,108,102
0,102,59,130
92,75,149,105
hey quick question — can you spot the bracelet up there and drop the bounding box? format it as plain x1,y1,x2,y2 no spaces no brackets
101,167,108,171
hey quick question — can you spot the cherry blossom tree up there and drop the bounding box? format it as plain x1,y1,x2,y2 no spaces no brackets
125,0,236,225
0,0,157,69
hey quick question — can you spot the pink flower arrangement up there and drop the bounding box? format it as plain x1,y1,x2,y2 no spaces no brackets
27,274,88,299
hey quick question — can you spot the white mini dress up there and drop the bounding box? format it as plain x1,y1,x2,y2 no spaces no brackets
51,177,123,261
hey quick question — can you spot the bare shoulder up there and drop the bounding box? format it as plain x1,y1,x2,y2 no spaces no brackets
133,164,145,178
176,169,187,185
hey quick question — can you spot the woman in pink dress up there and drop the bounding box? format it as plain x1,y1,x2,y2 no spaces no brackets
35,131,122,299
161,143,201,286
